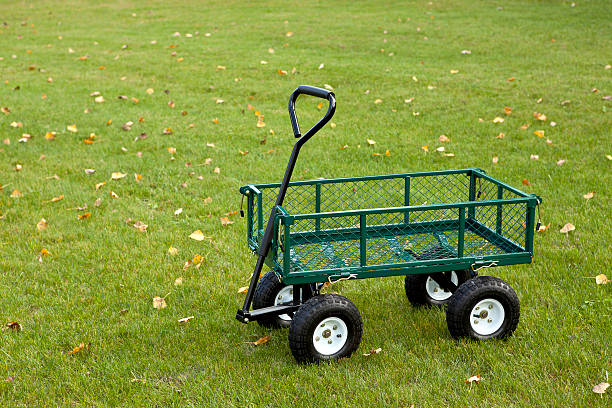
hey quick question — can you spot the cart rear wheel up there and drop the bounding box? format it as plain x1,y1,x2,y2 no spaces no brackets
252,271,296,328
289,294,362,364
404,270,471,307
446,276,520,340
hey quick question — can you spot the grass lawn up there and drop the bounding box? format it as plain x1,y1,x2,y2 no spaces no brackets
1,0,610,406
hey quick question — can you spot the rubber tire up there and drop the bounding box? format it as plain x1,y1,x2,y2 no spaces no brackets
289,294,363,364
404,269,472,307
252,271,294,328
446,276,520,340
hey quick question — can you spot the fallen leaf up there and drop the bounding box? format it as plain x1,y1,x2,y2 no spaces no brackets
133,221,147,232
530,154,539,160
110,191,119,199
40,248,51,256
174,208,183,216
496,132,505,139
94,198,102,207
504,106,513,115
178,316,194,324
595,274,609,285
111,172,127,180
556,159,566,166
168,246,178,256
174,277,183,286
465,375,481,384
51,195,64,202
67,124,78,133
421,145,429,152
78,212,91,220
492,156,499,164
363,347,382,356
146,88,154,95
593,382,609,394
522,179,530,186
537,223,550,232
203,197,212,205
84,169,96,175
220,217,234,226
45,131,57,140
37,218,48,231
189,230,205,241
10,189,23,198
192,254,204,267
520,123,530,130
559,223,575,234
583,192,594,200
252,335,271,346
366,139,376,145
213,167,220,174
68,342,86,355
152,296,167,309
492,117,504,123
238,286,248,294
95,182,106,190
439,135,450,143
533,112,547,121
6,321,22,331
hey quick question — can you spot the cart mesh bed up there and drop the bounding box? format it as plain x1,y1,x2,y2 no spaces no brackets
241,168,539,285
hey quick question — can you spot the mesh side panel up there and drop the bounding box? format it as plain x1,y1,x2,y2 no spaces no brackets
410,174,470,206
319,178,405,212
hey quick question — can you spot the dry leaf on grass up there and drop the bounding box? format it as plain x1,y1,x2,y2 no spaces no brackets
560,223,575,234
189,230,205,241
68,342,89,355
111,172,127,180
465,374,481,385
251,335,271,346
363,347,382,356
178,316,194,324
6,321,22,331
152,296,167,309
37,218,48,231
594,274,609,285
593,382,609,395
78,213,91,220
133,221,147,232
220,217,234,226
583,192,594,200
168,246,178,256
174,208,183,216
238,286,248,294
174,277,183,286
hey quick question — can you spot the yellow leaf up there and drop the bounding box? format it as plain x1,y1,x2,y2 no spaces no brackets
450,69,459,74
256,121,265,127
492,117,504,123
421,145,429,152
583,192,594,200
492,156,499,164
10,189,23,198
6,321,22,331
37,218,48,231
94,96,105,103
238,286,248,294
110,191,119,199
51,194,64,202
174,277,183,286
317,102,324,110
95,182,106,190
40,248,51,256
367,139,376,145
45,131,57,140
534,130,545,138
189,230,205,241
252,335,271,346
111,172,127,180
78,212,91,220
504,106,513,115
537,223,550,232
595,274,609,285
374,99,383,104
67,124,78,133
385,150,390,157
68,342,85,355
146,88,154,95
439,135,450,143
168,246,178,256
559,223,575,234
213,167,221,174
203,197,213,205
497,132,505,139
192,254,204,266
152,296,167,309
533,112,547,121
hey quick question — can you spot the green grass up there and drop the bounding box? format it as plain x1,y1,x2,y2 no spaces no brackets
0,0,610,406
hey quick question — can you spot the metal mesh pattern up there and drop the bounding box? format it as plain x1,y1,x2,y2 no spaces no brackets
243,171,534,277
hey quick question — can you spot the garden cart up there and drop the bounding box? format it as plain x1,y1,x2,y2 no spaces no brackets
236,85,542,363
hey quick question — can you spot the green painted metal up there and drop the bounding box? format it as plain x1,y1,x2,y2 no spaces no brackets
241,170,539,285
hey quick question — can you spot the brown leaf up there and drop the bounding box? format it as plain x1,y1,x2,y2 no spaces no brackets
37,218,48,231
220,217,234,226
465,374,481,384
252,335,271,346
133,221,148,232
68,342,87,355
78,212,91,220
363,347,382,356
6,321,22,331
559,223,575,234
522,179,530,186
152,296,167,309
51,194,64,203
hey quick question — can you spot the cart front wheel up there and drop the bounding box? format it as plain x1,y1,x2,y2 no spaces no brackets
446,276,520,340
404,270,471,307
289,294,362,364
252,271,296,328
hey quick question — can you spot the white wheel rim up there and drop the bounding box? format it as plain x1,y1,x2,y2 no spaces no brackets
425,272,458,301
312,317,348,356
470,298,505,336
274,285,294,321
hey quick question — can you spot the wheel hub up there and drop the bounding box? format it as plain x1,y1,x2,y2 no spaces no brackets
312,317,348,355
425,271,459,301
274,285,294,321
470,298,505,336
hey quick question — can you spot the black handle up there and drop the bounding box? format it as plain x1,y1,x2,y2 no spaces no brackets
288,85,336,140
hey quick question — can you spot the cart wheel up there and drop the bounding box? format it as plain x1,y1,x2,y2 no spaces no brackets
252,271,296,328
446,276,520,340
404,270,471,307
289,294,362,364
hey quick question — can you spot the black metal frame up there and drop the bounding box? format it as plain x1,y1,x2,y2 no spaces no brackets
236,85,336,324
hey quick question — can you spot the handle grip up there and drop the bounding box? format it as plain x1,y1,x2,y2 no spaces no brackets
288,85,336,140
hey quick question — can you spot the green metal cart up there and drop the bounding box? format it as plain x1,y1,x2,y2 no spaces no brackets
236,86,541,363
